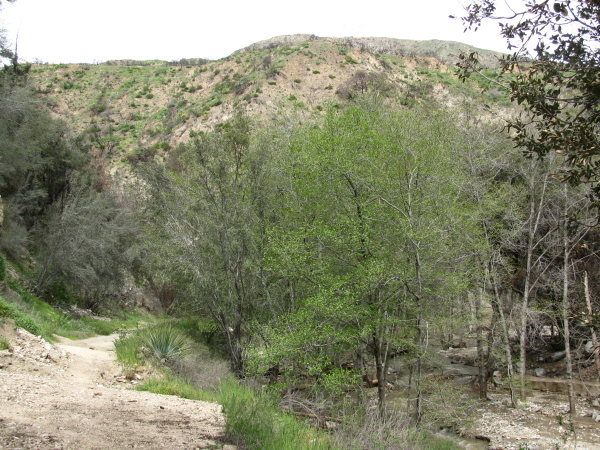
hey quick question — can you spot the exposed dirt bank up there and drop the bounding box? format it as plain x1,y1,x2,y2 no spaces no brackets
0,324,232,449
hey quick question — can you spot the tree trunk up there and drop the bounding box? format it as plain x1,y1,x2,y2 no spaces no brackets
584,271,600,383
356,344,366,405
373,336,388,417
491,263,516,407
519,169,549,401
476,287,487,399
562,185,576,414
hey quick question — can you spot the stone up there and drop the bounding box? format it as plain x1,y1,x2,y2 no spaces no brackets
548,351,566,362
584,340,596,354
534,368,548,377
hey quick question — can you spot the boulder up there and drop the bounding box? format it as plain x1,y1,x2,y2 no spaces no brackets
547,351,566,363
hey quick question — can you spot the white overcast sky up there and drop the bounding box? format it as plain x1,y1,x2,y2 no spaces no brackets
0,0,510,64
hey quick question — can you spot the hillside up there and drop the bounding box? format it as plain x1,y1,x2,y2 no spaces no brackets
26,35,506,170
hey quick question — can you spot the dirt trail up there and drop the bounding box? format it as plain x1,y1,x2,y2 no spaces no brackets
0,324,232,449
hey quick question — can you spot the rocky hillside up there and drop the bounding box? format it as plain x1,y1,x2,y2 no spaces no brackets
26,35,506,169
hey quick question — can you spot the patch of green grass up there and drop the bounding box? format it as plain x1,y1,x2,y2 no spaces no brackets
0,296,42,336
139,373,216,402
114,331,144,367
0,335,9,350
2,276,144,340
218,378,334,450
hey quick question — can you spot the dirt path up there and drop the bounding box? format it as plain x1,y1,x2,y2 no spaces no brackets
0,324,232,449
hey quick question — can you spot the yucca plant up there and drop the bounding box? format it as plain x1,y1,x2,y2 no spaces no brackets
143,324,190,362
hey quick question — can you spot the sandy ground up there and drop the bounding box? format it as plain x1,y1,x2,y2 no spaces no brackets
0,324,232,449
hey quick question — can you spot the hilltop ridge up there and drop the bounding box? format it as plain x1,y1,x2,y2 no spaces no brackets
234,34,504,67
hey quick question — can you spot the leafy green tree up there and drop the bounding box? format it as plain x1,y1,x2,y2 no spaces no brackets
459,0,600,206
139,115,279,376
252,104,477,416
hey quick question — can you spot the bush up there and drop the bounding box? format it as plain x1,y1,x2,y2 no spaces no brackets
144,324,190,362
115,323,191,367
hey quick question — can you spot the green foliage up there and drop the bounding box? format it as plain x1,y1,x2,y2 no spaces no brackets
461,0,600,204
138,373,215,402
253,103,476,413
1,277,140,340
144,324,190,362
115,322,192,367
218,379,333,450
0,296,42,335
114,330,144,367
0,335,9,350
138,113,277,376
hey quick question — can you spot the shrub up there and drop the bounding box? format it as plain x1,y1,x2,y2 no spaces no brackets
293,78,301,83
144,324,190,362
0,335,9,350
313,70,320,74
